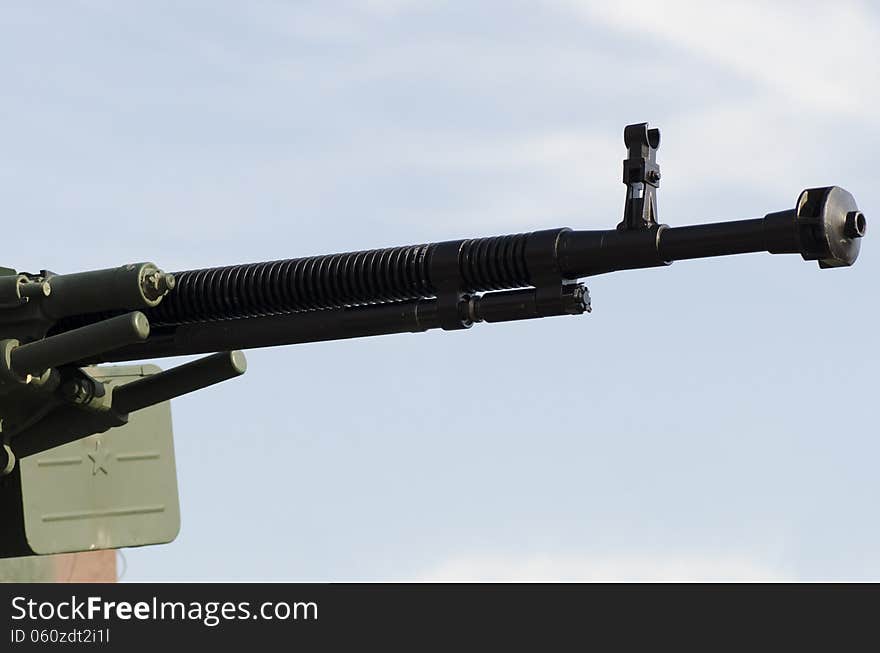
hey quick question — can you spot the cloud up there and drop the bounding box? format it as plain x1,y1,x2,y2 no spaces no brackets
555,0,879,206
412,553,792,582
568,0,880,122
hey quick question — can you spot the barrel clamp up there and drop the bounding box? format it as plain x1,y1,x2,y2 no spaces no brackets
430,240,472,330
619,122,661,232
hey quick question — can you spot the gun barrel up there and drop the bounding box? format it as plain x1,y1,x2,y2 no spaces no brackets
140,186,860,330
560,186,863,276
659,218,778,261
53,185,863,364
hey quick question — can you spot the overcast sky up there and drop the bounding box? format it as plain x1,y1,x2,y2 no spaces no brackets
2,1,877,581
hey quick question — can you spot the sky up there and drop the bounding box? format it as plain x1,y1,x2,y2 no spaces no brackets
1,0,877,581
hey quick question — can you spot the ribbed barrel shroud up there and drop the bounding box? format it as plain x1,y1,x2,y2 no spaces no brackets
144,234,533,327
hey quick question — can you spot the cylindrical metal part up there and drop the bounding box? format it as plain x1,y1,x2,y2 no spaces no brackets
48,186,865,344
793,186,863,268
101,303,437,361
659,219,765,260
44,263,172,319
557,227,669,278
469,284,590,323
111,351,247,414
148,246,433,325
10,312,150,376
142,232,543,327
88,285,590,363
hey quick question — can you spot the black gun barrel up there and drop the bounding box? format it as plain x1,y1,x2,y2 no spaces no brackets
56,185,863,363
141,185,861,329
659,218,779,260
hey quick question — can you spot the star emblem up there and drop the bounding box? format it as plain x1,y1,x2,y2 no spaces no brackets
87,439,111,476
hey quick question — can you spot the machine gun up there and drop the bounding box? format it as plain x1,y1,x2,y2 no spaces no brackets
0,123,866,557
